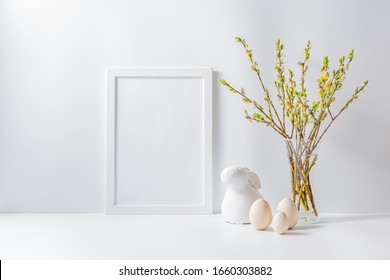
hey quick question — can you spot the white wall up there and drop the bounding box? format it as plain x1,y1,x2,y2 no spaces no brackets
0,0,389,213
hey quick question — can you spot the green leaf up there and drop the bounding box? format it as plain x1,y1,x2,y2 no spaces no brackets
339,56,345,66
348,49,355,60
218,79,227,85
276,38,281,48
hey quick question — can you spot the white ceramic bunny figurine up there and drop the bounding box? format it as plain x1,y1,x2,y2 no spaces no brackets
221,166,263,224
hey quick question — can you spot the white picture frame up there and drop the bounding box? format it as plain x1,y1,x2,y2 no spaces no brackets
106,68,212,214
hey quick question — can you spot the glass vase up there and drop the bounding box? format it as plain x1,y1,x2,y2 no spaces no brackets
285,139,320,223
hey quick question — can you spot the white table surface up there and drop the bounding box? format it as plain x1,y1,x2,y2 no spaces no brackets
0,213,389,259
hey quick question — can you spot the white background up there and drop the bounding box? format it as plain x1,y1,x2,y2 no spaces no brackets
2,260,390,280
0,0,389,213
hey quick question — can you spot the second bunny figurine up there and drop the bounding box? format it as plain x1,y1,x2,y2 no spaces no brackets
220,166,263,224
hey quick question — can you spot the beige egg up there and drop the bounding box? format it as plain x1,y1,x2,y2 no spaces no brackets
272,211,289,234
277,198,298,229
249,198,272,230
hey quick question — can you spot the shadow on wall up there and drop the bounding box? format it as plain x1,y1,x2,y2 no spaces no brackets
212,70,223,213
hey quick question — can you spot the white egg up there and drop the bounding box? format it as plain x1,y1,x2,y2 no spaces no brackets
249,198,272,230
277,197,298,229
272,211,289,234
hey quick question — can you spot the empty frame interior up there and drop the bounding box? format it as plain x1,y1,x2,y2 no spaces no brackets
107,68,212,214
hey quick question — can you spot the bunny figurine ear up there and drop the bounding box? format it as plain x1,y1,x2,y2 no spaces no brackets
221,166,263,224
243,168,261,190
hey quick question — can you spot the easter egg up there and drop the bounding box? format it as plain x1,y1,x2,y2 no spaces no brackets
272,211,289,234
277,198,298,229
249,198,272,230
